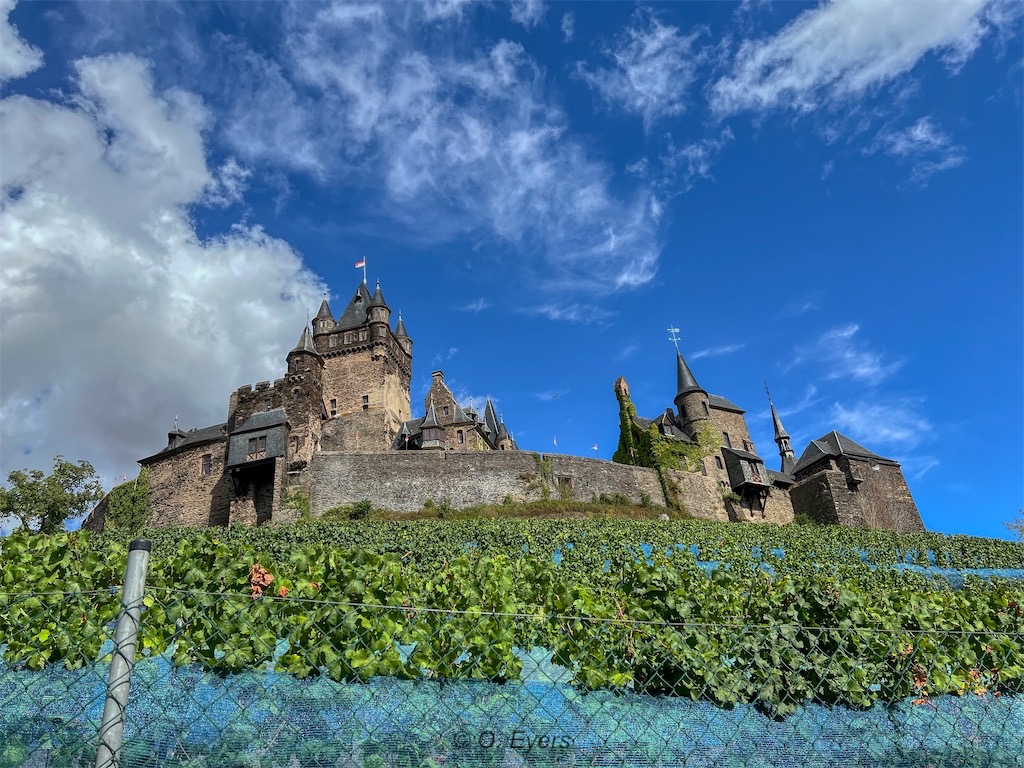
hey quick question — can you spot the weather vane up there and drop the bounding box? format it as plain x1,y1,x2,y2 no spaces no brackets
667,325,681,352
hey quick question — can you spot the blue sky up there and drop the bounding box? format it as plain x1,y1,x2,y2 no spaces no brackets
1,0,1021,539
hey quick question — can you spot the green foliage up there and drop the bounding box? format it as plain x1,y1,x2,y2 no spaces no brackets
102,469,151,532
282,487,311,521
350,499,373,520
4,517,1024,717
0,455,104,534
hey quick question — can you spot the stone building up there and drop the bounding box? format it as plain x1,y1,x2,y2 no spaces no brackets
90,277,923,533
126,277,518,529
613,345,925,532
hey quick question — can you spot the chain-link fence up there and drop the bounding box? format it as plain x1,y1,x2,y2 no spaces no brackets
2,546,1023,767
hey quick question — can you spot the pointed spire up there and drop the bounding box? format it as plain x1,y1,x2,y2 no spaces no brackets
368,279,388,308
675,350,703,397
315,298,333,321
421,398,441,429
766,384,796,475
289,325,319,356
394,311,409,338
336,281,373,330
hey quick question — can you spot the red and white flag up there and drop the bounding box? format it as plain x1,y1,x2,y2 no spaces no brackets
592,444,599,452
354,258,365,268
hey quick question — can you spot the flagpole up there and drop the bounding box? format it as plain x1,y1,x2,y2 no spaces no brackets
362,258,367,284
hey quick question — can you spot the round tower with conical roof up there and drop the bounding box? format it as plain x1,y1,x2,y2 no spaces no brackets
394,311,412,357
367,280,391,329
672,350,711,438
312,298,336,337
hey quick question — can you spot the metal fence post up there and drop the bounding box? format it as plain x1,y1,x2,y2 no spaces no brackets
95,538,152,768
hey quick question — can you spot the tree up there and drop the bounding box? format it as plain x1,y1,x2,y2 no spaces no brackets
0,455,104,534
1007,510,1024,542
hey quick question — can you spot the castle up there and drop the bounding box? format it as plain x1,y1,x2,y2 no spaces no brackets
86,278,924,533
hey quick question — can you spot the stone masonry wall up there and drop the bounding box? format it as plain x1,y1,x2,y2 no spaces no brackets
311,451,665,514
147,440,232,527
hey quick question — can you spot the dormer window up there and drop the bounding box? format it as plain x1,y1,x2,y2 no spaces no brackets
358,329,368,341
329,336,337,348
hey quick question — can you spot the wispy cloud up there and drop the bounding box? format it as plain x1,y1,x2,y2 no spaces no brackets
561,11,574,42
658,128,734,192
577,10,706,129
535,388,567,401
830,398,932,451
460,297,490,313
431,347,460,365
510,0,545,29
521,304,616,324
690,342,745,360
870,117,965,184
711,0,998,117
790,324,903,385
616,343,639,361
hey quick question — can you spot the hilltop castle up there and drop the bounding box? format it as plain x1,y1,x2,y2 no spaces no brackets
85,278,923,533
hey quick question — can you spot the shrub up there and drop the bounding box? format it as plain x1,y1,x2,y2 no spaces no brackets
350,500,373,520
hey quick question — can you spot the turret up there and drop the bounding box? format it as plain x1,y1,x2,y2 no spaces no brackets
419,399,445,450
312,299,335,336
672,350,710,438
367,279,391,328
394,311,412,356
768,388,796,475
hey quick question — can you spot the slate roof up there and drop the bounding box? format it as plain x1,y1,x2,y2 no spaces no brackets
769,399,789,439
368,281,388,308
483,399,500,438
290,326,319,356
675,351,703,397
791,431,899,475
232,408,289,435
420,400,441,429
336,282,373,331
139,423,226,464
394,312,409,339
315,299,333,321
767,469,794,486
708,394,744,413
452,402,475,424
722,446,763,463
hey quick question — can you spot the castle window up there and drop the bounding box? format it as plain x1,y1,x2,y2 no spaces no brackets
289,436,298,455
359,329,367,341
723,432,732,448
457,429,464,444
714,456,723,470
246,436,267,461
264,398,272,412
680,404,686,419
362,394,369,411
344,332,353,344
443,406,450,417
743,440,751,452
330,399,337,417
292,388,300,400
201,454,212,476
378,327,386,337
329,336,337,348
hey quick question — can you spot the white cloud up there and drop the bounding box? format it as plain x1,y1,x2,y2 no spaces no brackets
578,10,706,129
460,297,490,312
871,117,966,183
510,0,545,29
521,304,616,324
712,0,996,117
0,0,42,83
690,342,745,360
830,399,932,451
790,324,903,385
0,54,324,485
561,11,574,42
659,127,734,191
245,5,662,293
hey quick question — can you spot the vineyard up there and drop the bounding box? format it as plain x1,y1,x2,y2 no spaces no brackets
2,516,1023,719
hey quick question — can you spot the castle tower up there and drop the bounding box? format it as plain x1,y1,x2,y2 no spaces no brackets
367,280,391,329
316,279,412,451
285,325,326,468
312,298,336,337
768,389,796,475
394,312,412,357
673,350,711,439
495,417,514,451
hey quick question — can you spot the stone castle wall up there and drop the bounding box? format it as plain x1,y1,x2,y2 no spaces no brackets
311,451,666,515
147,440,232,527
790,458,923,533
